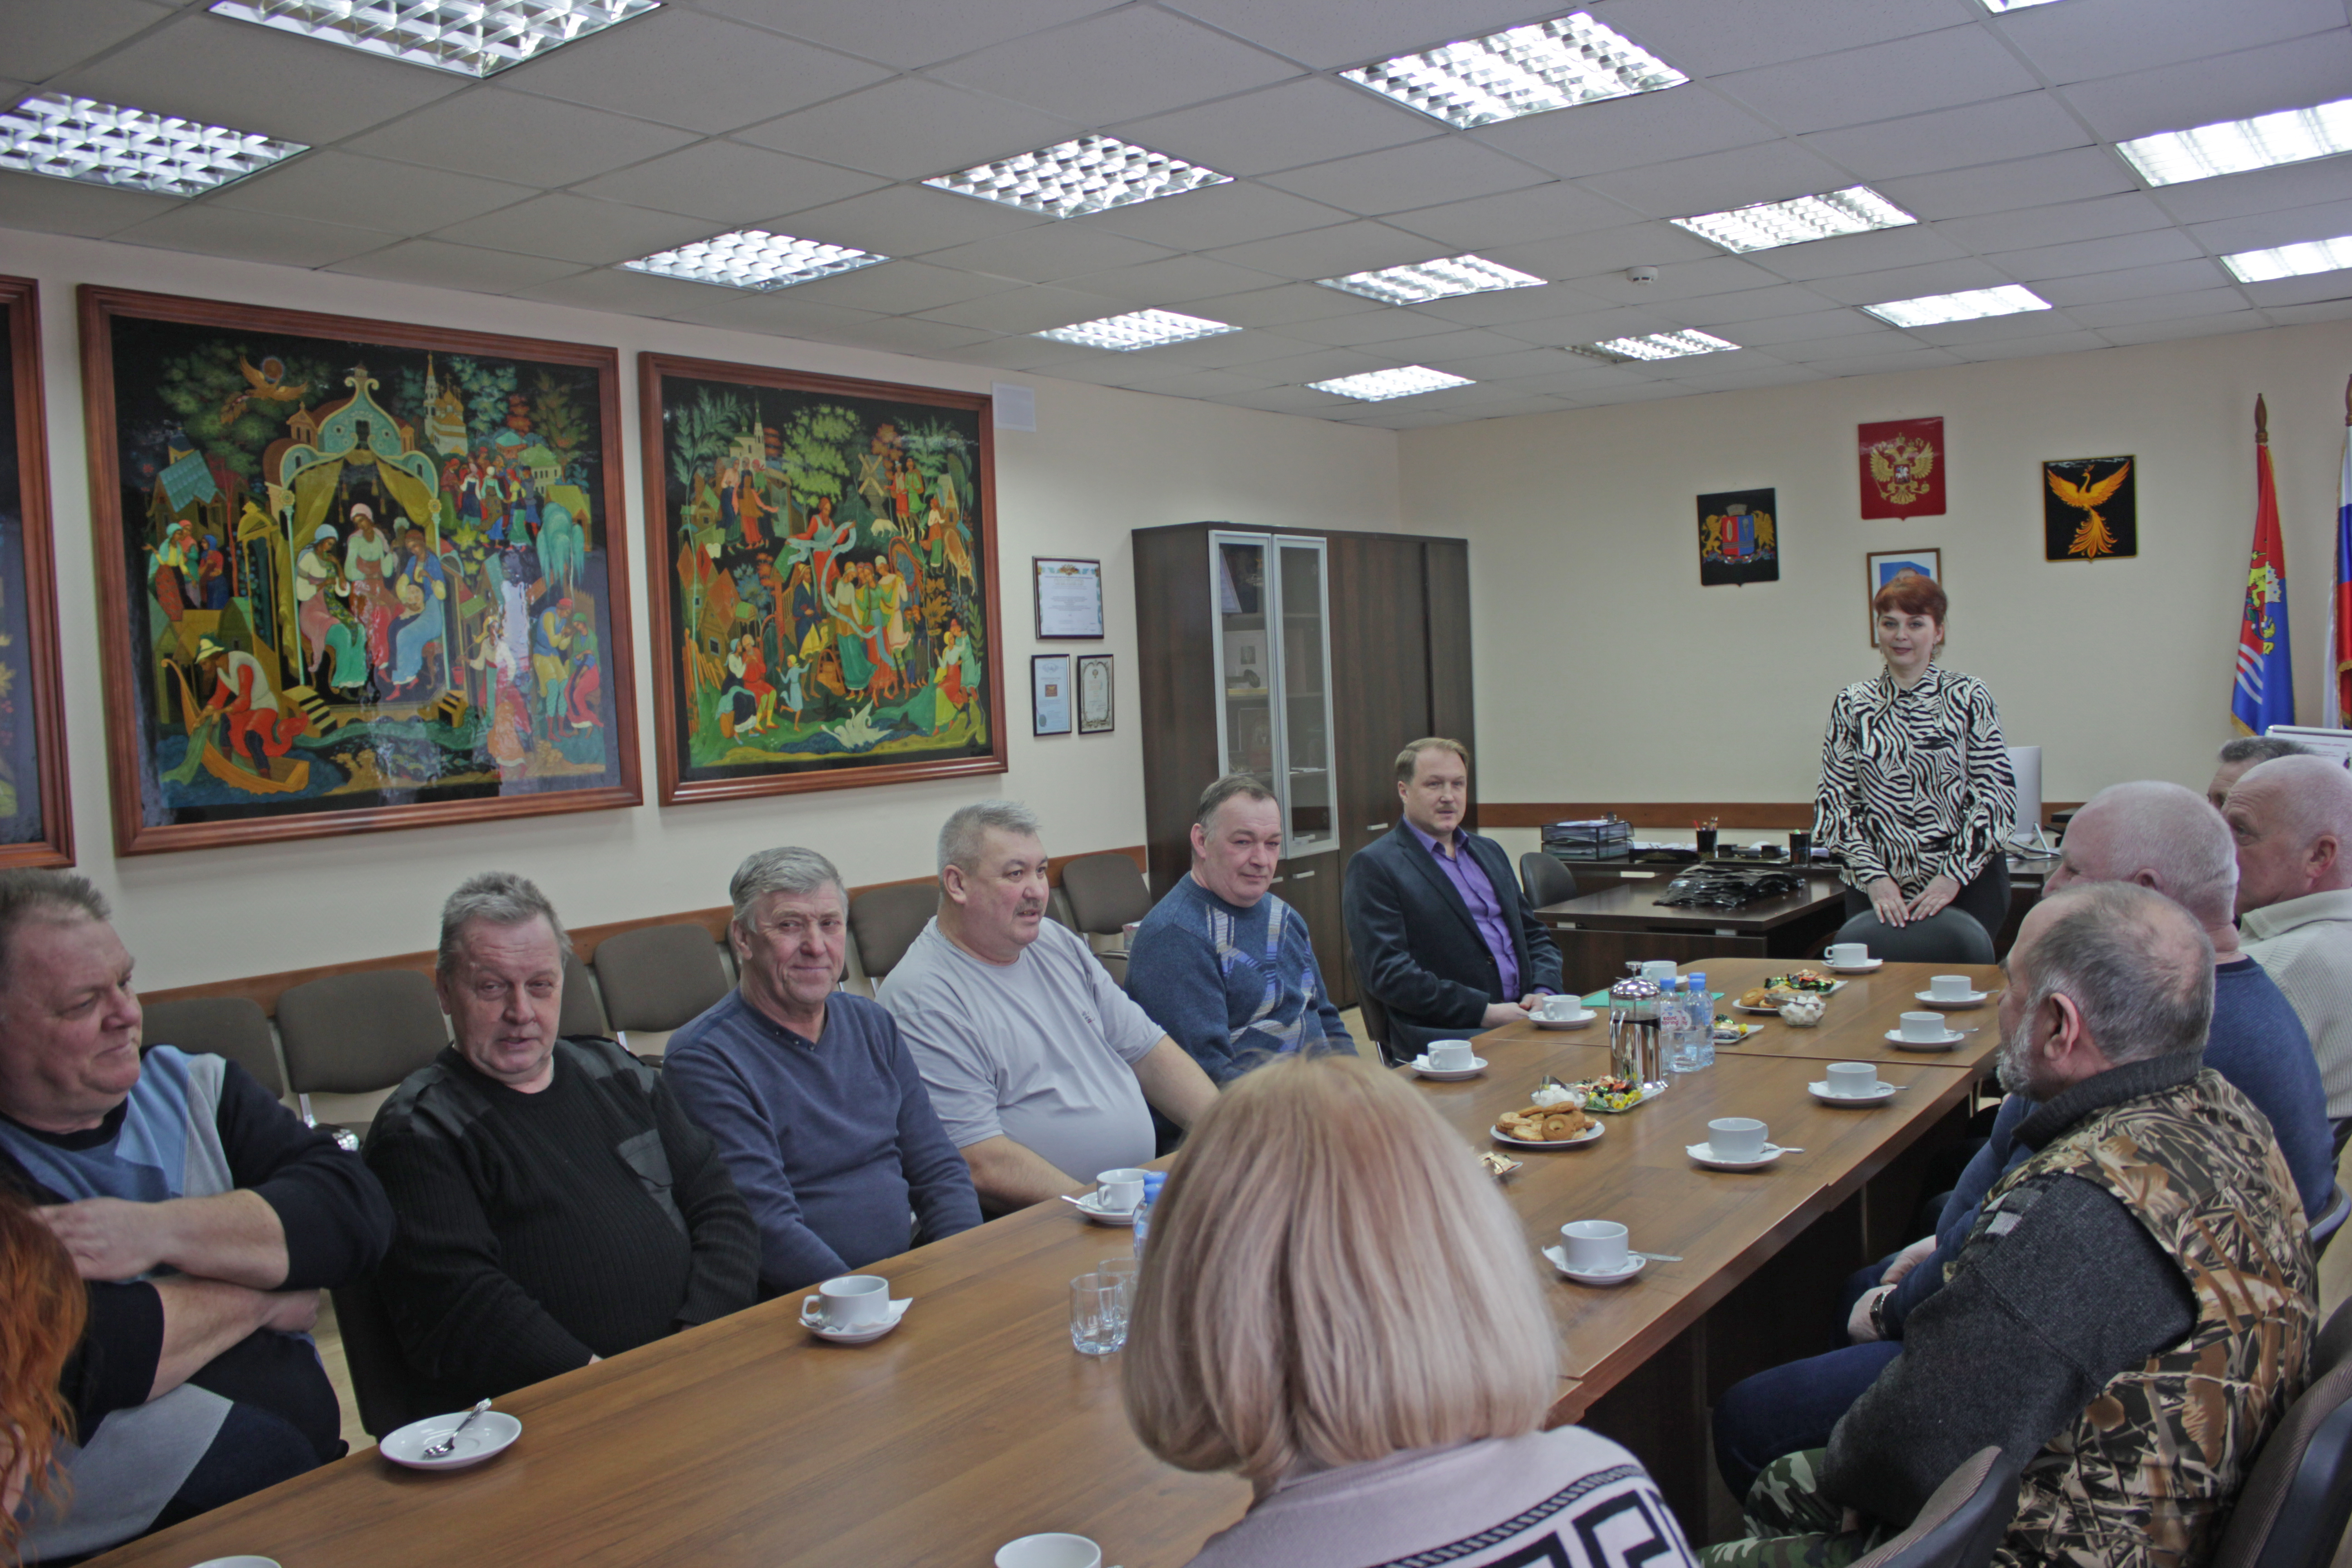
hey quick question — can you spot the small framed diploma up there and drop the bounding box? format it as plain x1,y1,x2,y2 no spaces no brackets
1077,654,1114,734
1032,654,1073,735
1033,557,1104,639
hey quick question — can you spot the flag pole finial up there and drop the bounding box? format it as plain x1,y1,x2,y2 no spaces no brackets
2257,393,2269,444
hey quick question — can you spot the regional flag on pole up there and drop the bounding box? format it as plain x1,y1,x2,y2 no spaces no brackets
2234,394,2296,735
2328,378,2352,729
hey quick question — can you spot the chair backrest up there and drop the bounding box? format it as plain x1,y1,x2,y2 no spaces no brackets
141,996,283,1098
849,882,938,982
590,923,731,1034
2313,1181,2350,1258
1047,886,1078,932
2212,1298,2352,1568
275,969,447,1097
1852,1446,2017,1568
558,949,610,1039
1061,853,1153,935
1833,907,1995,966
1355,989,1398,1069
1519,851,1578,908
329,1276,437,1439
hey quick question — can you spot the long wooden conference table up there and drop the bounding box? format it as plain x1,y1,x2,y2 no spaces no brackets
91,958,2001,1568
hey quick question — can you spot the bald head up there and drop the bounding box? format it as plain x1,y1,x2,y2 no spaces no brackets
2049,780,2238,929
2224,755,2352,915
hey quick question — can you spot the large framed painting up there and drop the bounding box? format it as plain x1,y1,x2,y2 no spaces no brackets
78,288,640,856
0,279,74,867
638,354,1004,804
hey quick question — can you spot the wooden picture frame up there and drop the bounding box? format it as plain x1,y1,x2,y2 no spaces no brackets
1077,653,1113,734
1033,654,1072,736
1033,556,1103,638
1865,548,1941,644
0,279,75,867
78,286,640,855
638,353,1005,804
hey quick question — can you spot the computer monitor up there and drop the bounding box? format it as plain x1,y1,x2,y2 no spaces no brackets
2007,745,2052,855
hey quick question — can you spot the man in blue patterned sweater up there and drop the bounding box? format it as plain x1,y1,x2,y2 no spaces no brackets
1127,774,1356,1087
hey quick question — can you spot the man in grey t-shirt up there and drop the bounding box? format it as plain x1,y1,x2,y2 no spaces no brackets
879,800,1218,1213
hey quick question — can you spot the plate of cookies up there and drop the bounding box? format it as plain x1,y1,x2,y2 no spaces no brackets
1492,1103,1604,1149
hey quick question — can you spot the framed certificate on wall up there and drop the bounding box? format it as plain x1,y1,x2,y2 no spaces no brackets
1033,653,1073,735
1078,654,1113,734
1033,557,1103,639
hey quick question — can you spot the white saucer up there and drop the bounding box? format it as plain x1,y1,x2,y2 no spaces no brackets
1411,1055,1488,1080
1824,958,1884,973
1070,1191,1141,1225
800,1296,912,1344
1533,1011,1597,1029
1917,990,1989,1008
381,1410,524,1470
1808,1080,1897,1105
1543,1246,1646,1285
1886,1027,1965,1049
1491,1118,1605,1150
1686,1142,1785,1171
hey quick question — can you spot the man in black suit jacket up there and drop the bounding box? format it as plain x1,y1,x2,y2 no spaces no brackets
1343,738,1563,1061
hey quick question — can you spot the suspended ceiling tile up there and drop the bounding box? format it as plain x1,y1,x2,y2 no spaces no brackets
2239,273,2352,308
2259,299,2352,325
1259,136,1553,217
779,259,1027,314
1122,328,1335,368
939,336,1105,372
505,266,755,316
567,142,887,226
2095,312,2270,345
1996,0,2346,85
497,10,887,134
735,78,1081,182
1807,257,2019,304
1485,221,1723,282
1803,347,1967,375
1421,393,1580,418
204,150,539,233
1675,284,1850,325
916,225,1175,285
773,184,1053,258
2056,32,2352,143
1725,309,1886,345
2158,162,2352,227
1744,227,1972,283
703,0,1123,71
912,283,1131,333
1384,182,1643,251
1898,308,2096,346
112,204,402,268
1235,343,1415,383
1470,85,1780,181
1577,140,1857,220
1109,365,1284,399
1110,77,1442,180
1943,329,2112,360
1401,280,1608,327
1382,325,1543,361
1335,406,1463,428
1204,219,1447,280
1503,304,1693,346
2189,199,2352,257
1059,254,1294,308
1575,379,1718,403
0,0,175,83
433,192,725,265
1416,347,1600,382
1666,362,1828,392
2062,288,2251,328
1172,280,1387,328
927,8,1301,127
1206,383,1361,415
1156,0,1558,72
1987,228,2204,280
1565,253,1786,303
1936,192,2176,255
657,288,892,336
1271,308,1492,347
1595,0,1967,78
1070,180,1355,249
1772,328,1957,361
344,89,698,188
827,316,1000,355
327,239,590,292
2034,258,2232,305
1872,148,2139,223
0,167,180,237
1797,94,2094,182
1710,28,2041,137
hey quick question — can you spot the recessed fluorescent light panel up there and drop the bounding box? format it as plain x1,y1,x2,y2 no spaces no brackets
622,230,885,291
2117,97,2352,186
0,93,306,196
1341,11,1686,129
1315,254,1545,305
1587,329,1738,362
1862,284,2051,328
208,0,660,77
1036,309,1239,351
1672,187,1916,254
2221,235,2352,283
1979,0,2068,10
926,135,1229,218
1308,367,1473,402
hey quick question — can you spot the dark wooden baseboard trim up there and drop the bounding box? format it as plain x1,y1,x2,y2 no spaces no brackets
1481,803,2080,830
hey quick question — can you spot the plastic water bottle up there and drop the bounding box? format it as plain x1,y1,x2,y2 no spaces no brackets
1663,979,1696,1073
1132,1171,1165,1259
1687,971,1716,1069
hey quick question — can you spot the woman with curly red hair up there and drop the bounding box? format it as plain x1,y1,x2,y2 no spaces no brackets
0,1193,85,1563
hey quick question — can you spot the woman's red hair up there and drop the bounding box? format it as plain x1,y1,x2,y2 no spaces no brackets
1872,571,1947,623
0,1194,83,1563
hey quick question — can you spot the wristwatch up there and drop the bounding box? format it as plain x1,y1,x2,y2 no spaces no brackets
1867,1285,1895,1341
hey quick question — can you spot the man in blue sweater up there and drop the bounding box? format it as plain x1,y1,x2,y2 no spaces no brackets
667,847,980,1297
1127,774,1356,1086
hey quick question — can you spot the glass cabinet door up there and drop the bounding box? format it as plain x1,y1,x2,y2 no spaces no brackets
1209,531,1339,861
1212,536,1275,792
1276,536,1336,857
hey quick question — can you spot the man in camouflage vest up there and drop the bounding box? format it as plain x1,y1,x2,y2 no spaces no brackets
1705,882,2315,1568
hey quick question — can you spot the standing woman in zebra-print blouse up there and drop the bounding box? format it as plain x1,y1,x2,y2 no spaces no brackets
1813,573,2018,939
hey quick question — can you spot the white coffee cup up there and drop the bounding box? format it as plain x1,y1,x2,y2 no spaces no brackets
813,1274,890,1329
1428,1039,1475,1069
1825,1062,1879,1098
1900,1011,1949,1042
1095,1168,1148,1213
996,1534,1103,1568
1929,974,1974,1000
1538,995,1584,1021
1826,942,1870,965
1641,960,1680,981
1708,1117,1767,1161
1559,1219,1629,1273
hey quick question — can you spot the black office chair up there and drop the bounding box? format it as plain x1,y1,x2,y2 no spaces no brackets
2212,1299,2352,1568
1850,1446,2017,1568
2313,1182,2351,1259
1832,908,1994,966
1519,851,1578,909
1355,989,1399,1068
329,1274,438,1439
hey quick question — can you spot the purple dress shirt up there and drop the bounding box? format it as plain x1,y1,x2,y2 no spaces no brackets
1405,821,1522,999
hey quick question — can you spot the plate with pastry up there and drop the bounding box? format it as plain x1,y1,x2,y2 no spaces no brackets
1491,1104,1604,1149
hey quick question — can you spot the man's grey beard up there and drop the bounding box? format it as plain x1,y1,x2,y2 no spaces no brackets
1994,1017,2034,1098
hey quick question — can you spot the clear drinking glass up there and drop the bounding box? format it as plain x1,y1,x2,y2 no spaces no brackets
1070,1272,1123,1355
1098,1257,1141,1337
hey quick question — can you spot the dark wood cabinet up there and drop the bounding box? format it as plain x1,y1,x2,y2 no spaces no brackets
1134,523,1474,1009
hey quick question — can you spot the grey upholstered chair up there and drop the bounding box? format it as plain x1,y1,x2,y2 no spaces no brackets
274,968,448,1138
557,949,611,1039
1831,908,1995,966
848,882,939,984
2210,1299,2352,1568
1850,1446,2016,1568
589,923,730,1058
1518,851,1578,909
141,995,284,1098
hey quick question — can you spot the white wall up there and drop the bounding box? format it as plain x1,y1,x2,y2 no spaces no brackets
2,228,1401,988
1398,319,2352,814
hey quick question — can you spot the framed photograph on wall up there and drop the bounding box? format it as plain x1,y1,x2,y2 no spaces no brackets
1865,548,1942,644
1034,556,1103,638
640,354,1004,804
0,279,75,867
1077,653,1113,734
78,286,640,856
1033,653,1072,736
